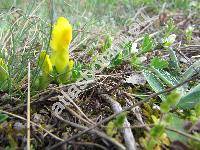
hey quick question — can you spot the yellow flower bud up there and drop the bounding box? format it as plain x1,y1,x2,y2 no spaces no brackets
50,17,74,83
50,17,72,51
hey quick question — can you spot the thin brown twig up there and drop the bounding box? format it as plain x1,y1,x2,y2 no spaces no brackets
68,141,108,150
165,126,200,143
54,114,126,150
0,110,63,142
27,62,31,150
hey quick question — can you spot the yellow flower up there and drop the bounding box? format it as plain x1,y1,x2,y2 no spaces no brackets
50,17,74,83
38,50,53,75
50,17,72,51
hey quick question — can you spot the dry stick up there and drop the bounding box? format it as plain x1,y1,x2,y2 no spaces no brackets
8,91,55,112
55,115,126,150
101,94,137,150
65,106,93,126
68,142,108,150
60,90,95,125
0,110,63,141
27,62,31,150
48,73,200,150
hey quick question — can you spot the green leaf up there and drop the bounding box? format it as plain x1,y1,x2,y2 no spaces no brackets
152,68,179,87
102,35,112,52
106,121,117,137
122,41,132,58
166,114,186,142
182,60,200,81
150,57,169,69
106,113,126,137
110,51,123,67
34,75,50,90
0,113,8,123
161,91,181,113
114,112,126,128
141,34,154,53
152,68,185,96
160,102,170,113
145,138,157,150
72,62,82,81
131,54,141,67
177,84,200,109
168,48,180,71
167,91,181,105
143,70,167,101
150,124,165,138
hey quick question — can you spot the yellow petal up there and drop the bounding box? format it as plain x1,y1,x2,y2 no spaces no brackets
51,50,69,73
50,17,72,52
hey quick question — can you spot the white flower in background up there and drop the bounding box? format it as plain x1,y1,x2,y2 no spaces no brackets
131,42,138,53
163,34,176,47
186,25,194,33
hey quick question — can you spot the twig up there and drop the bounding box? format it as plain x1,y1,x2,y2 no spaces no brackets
60,90,95,125
68,142,108,150
165,126,200,143
27,62,31,150
8,90,55,112
54,114,126,150
101,94,137,150
0,110,63,141
65,106,93,126
122,124,200,143
48,73,199,150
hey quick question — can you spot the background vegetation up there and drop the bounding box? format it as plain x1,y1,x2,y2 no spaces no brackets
0,0,199,149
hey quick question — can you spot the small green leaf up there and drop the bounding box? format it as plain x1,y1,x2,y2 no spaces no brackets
110,51,122,67
150,57,169,69
114,112,126,128
168,48,180,71
141,34,154,53
167,91,181,105
131,54,141,67
146,138,157,150
102,35,112,52
166,114,186,142
182,60,200,81
161,91,181,113
143,70,167,101
152,68,179,87
150,124,165,138
106,121,117,137
0,113,8,123
160,102,170,113
72,62,82,81
177,84,200,109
